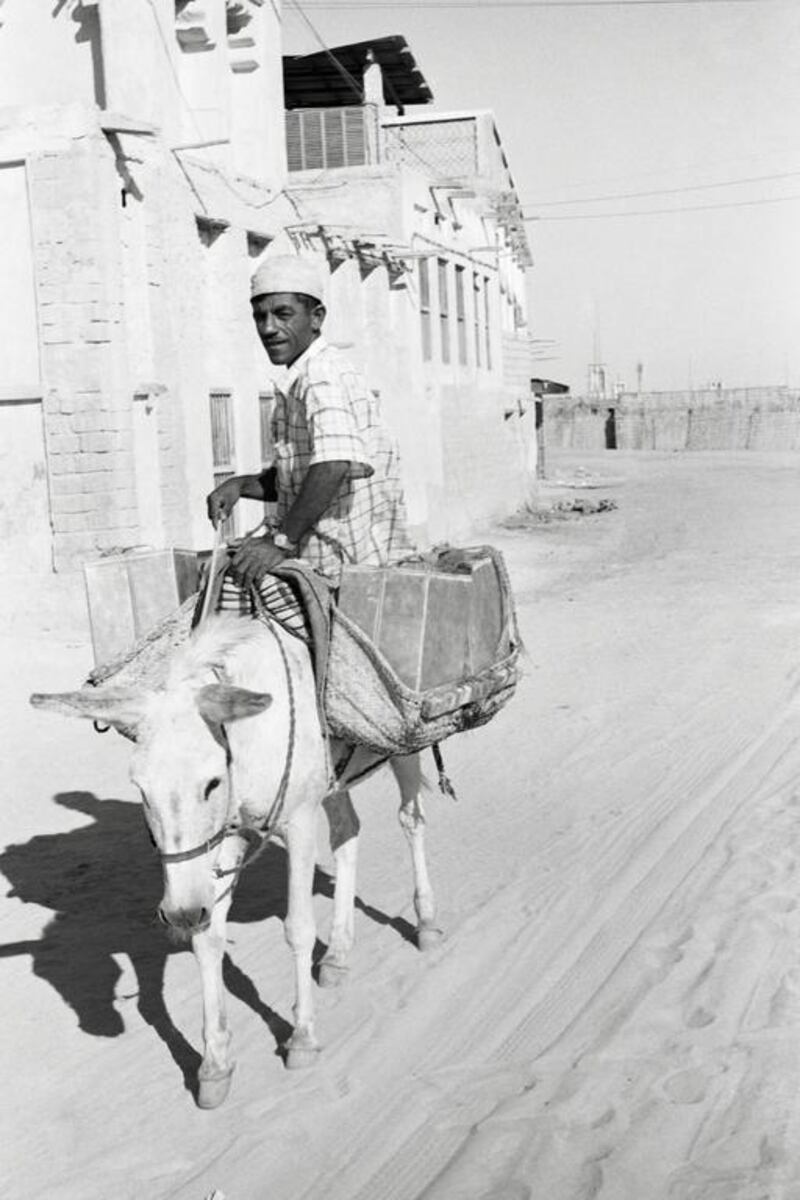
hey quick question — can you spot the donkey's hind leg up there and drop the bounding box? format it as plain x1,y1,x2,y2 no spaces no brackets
319,789,360,988
391,753,442,950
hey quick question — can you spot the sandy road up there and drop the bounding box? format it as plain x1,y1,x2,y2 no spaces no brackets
2,450,800,1200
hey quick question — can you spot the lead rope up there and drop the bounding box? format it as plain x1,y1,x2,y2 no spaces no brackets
432,742,458,801
198,522,228,625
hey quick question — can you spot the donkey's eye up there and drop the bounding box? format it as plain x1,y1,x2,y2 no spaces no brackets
204,778,222,801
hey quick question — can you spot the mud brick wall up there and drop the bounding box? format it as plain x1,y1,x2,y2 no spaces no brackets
30,133,138,570
26,127,232,569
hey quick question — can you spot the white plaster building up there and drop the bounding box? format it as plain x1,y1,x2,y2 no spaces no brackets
0,5,535,573
282,40,536,544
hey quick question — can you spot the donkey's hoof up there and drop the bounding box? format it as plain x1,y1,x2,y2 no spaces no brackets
285,1032,320,1071
286,1044,319,1070
318,958,349,989
196,1064,235,1109
417,923,443,952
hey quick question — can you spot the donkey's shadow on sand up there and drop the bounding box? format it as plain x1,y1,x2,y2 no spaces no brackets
0,790,415,1094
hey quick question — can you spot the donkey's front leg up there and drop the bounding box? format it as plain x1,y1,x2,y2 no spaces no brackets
284,805,321,1069
192,896,235,1109
391,753,442,950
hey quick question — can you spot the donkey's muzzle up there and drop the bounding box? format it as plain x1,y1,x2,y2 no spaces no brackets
158,905,211,937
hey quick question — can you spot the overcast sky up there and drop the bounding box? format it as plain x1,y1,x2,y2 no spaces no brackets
284,0,800,393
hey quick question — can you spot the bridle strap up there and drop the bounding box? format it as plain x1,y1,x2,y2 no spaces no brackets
159,825,229,865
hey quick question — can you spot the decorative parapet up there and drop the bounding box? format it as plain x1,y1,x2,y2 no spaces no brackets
175,1,216,52
225,1,253,34
195,214,230,245
226,0,261,72
285,223,414,280
317,229,351,267
491,189,531,268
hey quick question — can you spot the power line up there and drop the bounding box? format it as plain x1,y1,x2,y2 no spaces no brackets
525,169,800,208
518,142,800,198
144,0,205,145
144,0,293,213
286,0,364,102
525,192,800,219
300,1,779,7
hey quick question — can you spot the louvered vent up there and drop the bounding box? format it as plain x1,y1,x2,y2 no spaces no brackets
285,107,375,172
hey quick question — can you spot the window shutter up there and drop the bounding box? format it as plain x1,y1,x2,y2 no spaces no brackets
323,109,345,168
286,107,369,171
303,111,324,170
209,391,236,537
345,108,367,166
285,111,303,173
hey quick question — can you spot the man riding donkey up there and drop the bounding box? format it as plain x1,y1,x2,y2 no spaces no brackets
205,253,417,846
31,254,520,1105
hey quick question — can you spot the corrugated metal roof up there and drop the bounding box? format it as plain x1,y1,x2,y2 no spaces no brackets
283,35,433,111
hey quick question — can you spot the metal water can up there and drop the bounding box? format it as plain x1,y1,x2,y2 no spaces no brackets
338,553,510,692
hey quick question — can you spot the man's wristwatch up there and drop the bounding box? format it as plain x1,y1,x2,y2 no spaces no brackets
273,531,298,553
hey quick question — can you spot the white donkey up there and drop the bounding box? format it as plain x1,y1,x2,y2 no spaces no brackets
31,613,440,1108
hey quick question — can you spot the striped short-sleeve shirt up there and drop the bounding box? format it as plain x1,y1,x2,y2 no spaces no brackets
271,337,415,585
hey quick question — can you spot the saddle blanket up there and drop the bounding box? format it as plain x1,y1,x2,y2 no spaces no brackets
216,573,310,642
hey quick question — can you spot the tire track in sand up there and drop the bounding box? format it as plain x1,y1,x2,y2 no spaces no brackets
414,718,800,1197
283,690,800,1200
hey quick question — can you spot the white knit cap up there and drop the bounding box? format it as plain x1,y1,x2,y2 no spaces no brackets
250,255,327,302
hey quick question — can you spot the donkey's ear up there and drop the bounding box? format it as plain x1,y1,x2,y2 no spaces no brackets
30,688,147,733
196,683,272,726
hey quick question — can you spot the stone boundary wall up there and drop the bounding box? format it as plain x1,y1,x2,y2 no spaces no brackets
544,388,800,454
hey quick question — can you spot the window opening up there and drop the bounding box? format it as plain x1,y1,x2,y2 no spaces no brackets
438,258,450,365
483,276,492,371
419,258,432,363
473,272,482,368
210,390,236,538
455,265,467,365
